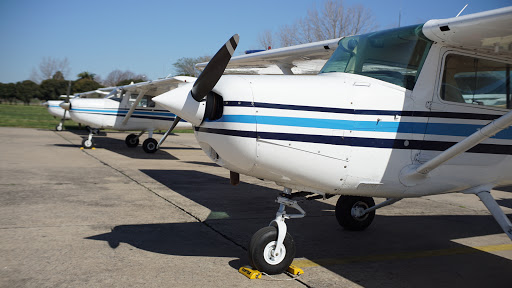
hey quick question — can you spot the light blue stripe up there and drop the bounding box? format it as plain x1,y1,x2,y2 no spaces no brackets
71,108,176,117
211,115,512,140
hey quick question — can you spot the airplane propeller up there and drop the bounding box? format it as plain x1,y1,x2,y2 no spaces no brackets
190,34,239,102
56,81,72,131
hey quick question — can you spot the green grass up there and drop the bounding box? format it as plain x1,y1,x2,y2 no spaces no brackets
0,104,77,130
0,103,193,133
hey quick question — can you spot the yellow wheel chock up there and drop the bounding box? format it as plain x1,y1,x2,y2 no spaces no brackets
238,265,304,279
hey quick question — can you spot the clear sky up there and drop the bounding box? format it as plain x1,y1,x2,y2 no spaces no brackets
0,0,510,83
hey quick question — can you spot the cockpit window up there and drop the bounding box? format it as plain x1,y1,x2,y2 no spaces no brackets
320,24,432,90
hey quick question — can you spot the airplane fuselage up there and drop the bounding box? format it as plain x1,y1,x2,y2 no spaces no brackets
194,74,511,198
68,98,190,131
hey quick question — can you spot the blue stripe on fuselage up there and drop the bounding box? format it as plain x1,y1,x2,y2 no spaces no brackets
208,114,512,140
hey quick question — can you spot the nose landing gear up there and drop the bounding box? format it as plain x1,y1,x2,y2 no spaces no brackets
248,188,305,275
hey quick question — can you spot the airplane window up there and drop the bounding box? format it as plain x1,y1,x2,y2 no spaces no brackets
441,54,511,109
320,24,432,91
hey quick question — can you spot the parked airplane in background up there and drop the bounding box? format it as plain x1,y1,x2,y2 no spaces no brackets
153,7,512,274
44,88,114,131
59,77,193,153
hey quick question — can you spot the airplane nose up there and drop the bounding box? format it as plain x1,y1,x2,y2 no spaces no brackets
152,83,206,126
59,102,71,110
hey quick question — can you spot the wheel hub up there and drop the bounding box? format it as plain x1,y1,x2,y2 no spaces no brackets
351,201,369,220
263,241,286,265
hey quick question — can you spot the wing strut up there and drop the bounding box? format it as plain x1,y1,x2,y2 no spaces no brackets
400,109,512,185
122,89,147,125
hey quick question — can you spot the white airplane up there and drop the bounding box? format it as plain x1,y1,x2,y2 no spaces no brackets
45,89,114,131
153,6,512,275
59,77,193,152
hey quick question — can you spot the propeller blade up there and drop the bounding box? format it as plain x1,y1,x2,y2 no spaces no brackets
65,81,72,103
191,34,239,102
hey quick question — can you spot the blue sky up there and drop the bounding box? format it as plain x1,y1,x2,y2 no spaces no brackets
0,0,509,83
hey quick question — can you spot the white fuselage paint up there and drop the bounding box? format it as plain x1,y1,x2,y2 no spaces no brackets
47,100,71,120
68,98,191,131
193,43,512,198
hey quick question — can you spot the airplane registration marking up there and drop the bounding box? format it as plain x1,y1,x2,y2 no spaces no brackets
291,244,512,268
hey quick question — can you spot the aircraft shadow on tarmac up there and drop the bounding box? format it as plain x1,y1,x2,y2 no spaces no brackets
62,130,180,160
87,170,512,287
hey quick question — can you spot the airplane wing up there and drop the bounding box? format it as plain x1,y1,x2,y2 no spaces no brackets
72,88,116,99
118,76,197,125
422,6,512,59
195,38,341,75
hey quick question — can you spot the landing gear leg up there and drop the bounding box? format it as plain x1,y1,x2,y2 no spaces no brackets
156,116,182,150
248,188,305,275
474,190,512,240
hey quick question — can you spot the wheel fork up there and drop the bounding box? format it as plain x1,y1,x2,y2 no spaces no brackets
270,188,306,258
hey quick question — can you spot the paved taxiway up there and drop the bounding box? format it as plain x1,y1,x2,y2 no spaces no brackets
1,127,511,287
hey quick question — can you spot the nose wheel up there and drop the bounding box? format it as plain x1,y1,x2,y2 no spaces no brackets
82,138,94,149
249,226,295,275
248,188,305,275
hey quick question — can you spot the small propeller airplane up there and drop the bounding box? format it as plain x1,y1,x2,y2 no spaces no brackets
45,87,114,131
59,77,193,153
153,7,512,274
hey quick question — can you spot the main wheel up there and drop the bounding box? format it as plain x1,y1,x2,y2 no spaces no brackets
142,138,158,153
125,134,139,147
55,124,63,131
82,138,94,149
335,195,375,231
248,226,295,275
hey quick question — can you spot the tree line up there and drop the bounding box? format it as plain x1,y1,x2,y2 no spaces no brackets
0,56,147,105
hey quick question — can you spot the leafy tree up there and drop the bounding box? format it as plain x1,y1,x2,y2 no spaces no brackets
52,71,65,80
0,83,17,104
77,71,96,80
16,80,41,105
73,79,102,93
173,56,211,77
40,79,69,100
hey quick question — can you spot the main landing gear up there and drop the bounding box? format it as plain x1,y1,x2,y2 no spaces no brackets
124,130,159,153
248,190,402,275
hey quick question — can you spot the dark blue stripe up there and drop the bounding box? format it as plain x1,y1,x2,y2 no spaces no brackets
194,127,512,155
223,101,504,121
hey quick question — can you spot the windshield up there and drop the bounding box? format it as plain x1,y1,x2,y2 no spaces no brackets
320,24,432,90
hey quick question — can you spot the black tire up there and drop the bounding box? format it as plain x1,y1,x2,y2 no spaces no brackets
125,134,139,147
82,138,94,149
142,138,158,153
55,124,63,131
335,195,375,231
248,226,295,275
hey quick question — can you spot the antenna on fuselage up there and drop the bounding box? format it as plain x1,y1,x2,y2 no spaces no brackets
456,4,468,17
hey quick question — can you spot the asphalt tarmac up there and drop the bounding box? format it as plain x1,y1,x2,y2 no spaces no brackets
1,127,511,287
